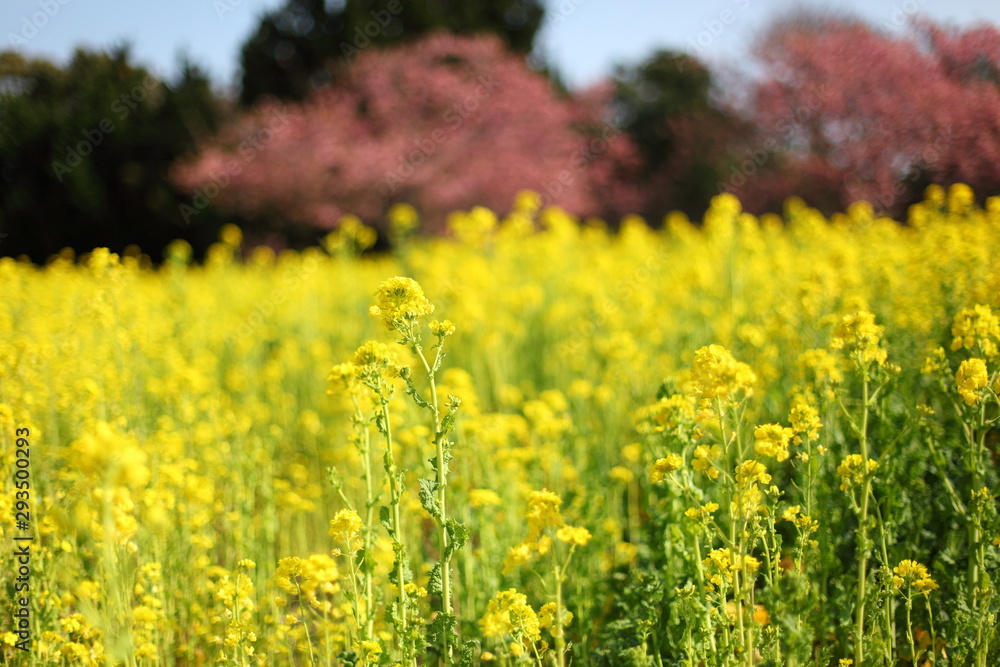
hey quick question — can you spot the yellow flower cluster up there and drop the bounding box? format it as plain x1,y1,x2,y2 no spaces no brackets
951,304,1000,357
502,489,590,574
692,444,722,480
651,454,683,482
735,460,772,487
479,589,541,655
329,509,365,552
837,455,880,492
955,358,989,406
702,548,761,588
753,424,794,461
788,393,823,444
369,275,435,330
684,502,720,521
892,560,939,594
690,344,757,401
830,311,887,367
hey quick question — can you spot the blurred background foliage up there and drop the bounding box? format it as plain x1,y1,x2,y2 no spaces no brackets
1,1,1000,262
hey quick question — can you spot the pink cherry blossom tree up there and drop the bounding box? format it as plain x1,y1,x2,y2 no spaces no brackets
730,14,1000,215
172,33,641,233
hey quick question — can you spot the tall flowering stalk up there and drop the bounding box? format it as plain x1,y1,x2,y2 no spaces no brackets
947,305,1000,667
497,489,591,665
327,364,380,642
370,276,473,665
690,344,759,665
830,311,892,665
349,338,416,663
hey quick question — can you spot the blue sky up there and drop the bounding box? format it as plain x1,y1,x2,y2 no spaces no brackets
4,0,1000,90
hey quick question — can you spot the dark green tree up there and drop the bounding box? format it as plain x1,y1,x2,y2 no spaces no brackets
237,0,545,105
0,47,227,262
612,50,750,221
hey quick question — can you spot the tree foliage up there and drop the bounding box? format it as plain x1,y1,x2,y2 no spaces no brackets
736,13,1000,216
612,50,750,221
175,33,641,233
237,0,545,105
0,48,226,261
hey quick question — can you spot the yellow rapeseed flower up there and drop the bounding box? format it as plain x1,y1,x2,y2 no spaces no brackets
328,509,364,552
735,460,771,487
753,424,794,461
893,559,938,595
369,276,434,329
525,489,564,538
555,525,592,547
690,344,757,400
478,589,541,643
788,393,823,444
951,305,1000,357
837,454,879,491
830,311,887,367
650,454,683,482
691,444,722,480
956,358,989,405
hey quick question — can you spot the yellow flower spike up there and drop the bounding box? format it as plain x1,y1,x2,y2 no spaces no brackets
837,454,879,492
753,423,794,461
690,344,757,400
525,489,564,538
735,460,771,487
555,525,592,547
691,444,722,479
956,358,989,405
830,311,887,367
893,560,938,595
328,508,365,552
429,319,456,337
951,305,1000,357
502,542,534,574
370,276,435,331
650,454,683,482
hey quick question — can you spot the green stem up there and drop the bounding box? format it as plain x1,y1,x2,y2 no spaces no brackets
296,580,317,667
380,395,410,663
924,595,936,665
874,502,894,661
905,595,916,666
352,396,377,640
854,370,871,666
416,343,453,664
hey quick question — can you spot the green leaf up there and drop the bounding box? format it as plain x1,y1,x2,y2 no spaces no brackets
419,477,442,520
427,562,443,595
444,519,469,560
458,639,479,667
379,505,393,536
